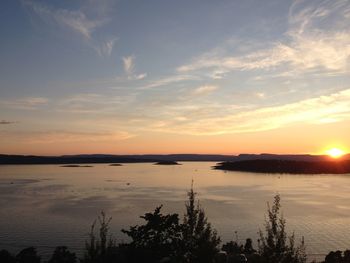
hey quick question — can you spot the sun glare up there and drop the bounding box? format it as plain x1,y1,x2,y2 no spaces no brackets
326,148,345,158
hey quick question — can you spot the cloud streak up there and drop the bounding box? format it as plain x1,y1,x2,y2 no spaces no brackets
96,37,118,56
123,56,135,75
24,0,117,56
58,93,136,114
192,85,218,96
0,97,48,110
24,1,105,39
122,55,147,80
139,75,199,90
0,130,135,144
142,88,350,135
177,0,350,78
0,120,16,125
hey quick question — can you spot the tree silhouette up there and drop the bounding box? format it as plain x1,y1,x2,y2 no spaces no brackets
16,247,41,263
324,250,350,263
182,183,221,263
122,205,182,262
258,195,306,263
82,211,117,263
121,184,221,263
48,246,76,263
244,238,255,254
8,191,347,263
0,250,15,263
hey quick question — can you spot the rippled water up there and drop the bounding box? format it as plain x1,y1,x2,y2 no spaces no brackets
1,162,350,261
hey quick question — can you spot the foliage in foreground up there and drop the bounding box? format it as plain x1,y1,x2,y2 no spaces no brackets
181,186,221,262
258,195,306,263
0,188,348,263
121,205,183,262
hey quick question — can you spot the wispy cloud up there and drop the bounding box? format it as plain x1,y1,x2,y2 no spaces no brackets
192,85,218,96
288,0,349,34
24,1,105,39
96,37,118,56
142,88,350,135
23,0,116,56
177,0,350,78
123,56,135,75
0,120,16,125
58,93,136,114
122,55,147,80
139,75,199,90
0,130,135,144
53,9,104,40
135,73,147,80
0,97,48,110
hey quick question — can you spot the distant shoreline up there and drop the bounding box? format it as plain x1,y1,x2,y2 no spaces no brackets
0,154,230,165
214,159,350,174
0,153,349,166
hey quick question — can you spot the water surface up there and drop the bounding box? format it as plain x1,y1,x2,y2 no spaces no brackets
1,162,350,261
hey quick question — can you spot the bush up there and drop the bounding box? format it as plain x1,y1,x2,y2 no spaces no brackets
122,205,183,262
0,249,16,263
182,184,221,262
81,211,117,263
222,238,256,255
258,195,306,263
16,247,41,263
324,250,350,263
1,191,322,262
48,246,77,263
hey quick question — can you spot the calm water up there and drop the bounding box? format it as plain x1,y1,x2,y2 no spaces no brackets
1,162,350,261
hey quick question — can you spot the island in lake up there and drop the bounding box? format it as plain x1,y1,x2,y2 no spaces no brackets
154,161,180,165
60,164,93,168
214,159,350,174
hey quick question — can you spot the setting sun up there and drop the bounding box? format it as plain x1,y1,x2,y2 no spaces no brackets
326,148,345,158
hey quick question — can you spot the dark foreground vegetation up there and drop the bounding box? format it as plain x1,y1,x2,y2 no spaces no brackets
214,160,350,174
0,188,348,263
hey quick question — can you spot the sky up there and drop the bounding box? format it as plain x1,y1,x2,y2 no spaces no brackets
0,0,349,155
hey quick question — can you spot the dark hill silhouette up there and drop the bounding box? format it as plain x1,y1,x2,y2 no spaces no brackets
232,153,350,162
214,159,350,174
0,153,349,165
0,154,157,165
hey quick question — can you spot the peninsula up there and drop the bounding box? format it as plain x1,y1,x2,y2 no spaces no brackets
214,159,350,174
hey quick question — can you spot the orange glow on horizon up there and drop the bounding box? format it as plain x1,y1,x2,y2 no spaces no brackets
325,148,345,159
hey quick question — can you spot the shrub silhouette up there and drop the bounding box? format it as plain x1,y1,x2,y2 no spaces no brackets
121,184,220,263
258,195,306,263
222,240,244,255
5,191,350,262
81,211,117,263
0,249,16,263
222,238,256,255
324,250,350,263
122,205,183,262
48,246,77,263
16,247,41,263
244,238,255,255
182,184,221,262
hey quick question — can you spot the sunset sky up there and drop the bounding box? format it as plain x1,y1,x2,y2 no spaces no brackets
0,0,349,155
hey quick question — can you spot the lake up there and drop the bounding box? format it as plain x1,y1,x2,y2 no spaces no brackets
1,162,350,261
